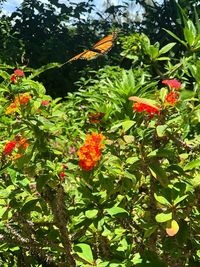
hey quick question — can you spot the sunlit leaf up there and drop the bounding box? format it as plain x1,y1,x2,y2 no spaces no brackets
122,120,135,132
159,42,176,55
149,163,169,187
154,193,171,206
74,243,94,265
155,212,172,223
166,220,179,236
184,159,200,171
85,209,98,219
105,207,128,217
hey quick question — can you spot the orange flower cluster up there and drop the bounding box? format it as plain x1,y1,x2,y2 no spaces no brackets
165,91,179,105
3,136,29,159
162,79,181,105
10,69,25,83
77,132,105,171
6,93,32,114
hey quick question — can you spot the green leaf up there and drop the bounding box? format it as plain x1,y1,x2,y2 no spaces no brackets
164,29,187,47
184,159,200,171
21,80,46,95
180,89,196,100
0,70,10,80
114,228,126,236
147,148,174,159
190,174,200,187
28,63,62,79
97,262,110,267
173,195,188,206
123,135,134,143
0,64,13,69
36,175,50,192
187,20,197,36
155,212,172,223
74,243,94,265
21,199,39,213
167,164,185,175
156,125,167,137
33,100,42,110
0,207,7,219
0,186,15,198
85,209,98,219
159,42,176,55
18,178,30,187
124,171,136,183
110,121,124,131
154,193,171,206
110,264,126,267
156,57,171,61
183,27,195,46
132,253,142,264
144,224,157,239
159,87,168,102
105,207,128,217
149,163,169,187
126,156,139,165
147,45,159,59
122,120,135,132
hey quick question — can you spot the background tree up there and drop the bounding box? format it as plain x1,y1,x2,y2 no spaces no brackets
136,0,200,45
0,0,137,96
0,0,200,96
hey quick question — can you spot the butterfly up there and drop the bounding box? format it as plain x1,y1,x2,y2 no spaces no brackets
88,112,105,124
67,32,117,63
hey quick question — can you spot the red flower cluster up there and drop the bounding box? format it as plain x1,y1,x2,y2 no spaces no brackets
58,164,68,180
59,172,66,178
19,94,31,105
133,102,160,115
165,91,179,105
6,93,32,114
77,133,105,171
41,100,50,106
3,136,29,158
129,96,160,118
162,79,181,90
10,69,25,83
3,141,17,155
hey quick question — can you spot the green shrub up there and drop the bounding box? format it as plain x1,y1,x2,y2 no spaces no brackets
0,25,200,266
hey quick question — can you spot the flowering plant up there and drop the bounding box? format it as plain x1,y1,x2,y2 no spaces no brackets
0,30,199,267
77,132,105,171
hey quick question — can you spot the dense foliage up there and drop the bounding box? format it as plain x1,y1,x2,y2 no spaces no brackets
0,0,200,266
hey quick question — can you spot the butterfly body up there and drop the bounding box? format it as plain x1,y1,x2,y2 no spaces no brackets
67,32,117,62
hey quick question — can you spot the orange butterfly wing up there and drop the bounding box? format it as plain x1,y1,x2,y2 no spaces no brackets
67,50,98,63
67,32,117,62
92,32,117,54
